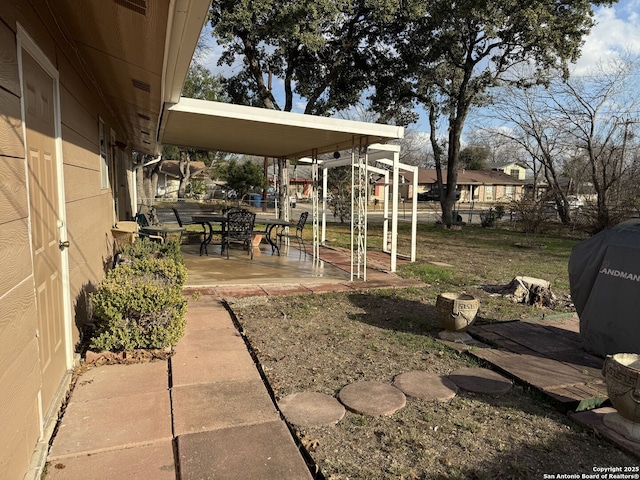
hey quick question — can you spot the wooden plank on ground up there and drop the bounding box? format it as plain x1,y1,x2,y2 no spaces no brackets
496,321,583,353
471,349,596,390
545,349,604,378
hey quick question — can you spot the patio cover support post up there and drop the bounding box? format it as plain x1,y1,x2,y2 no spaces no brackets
277,157,290,221
359,145,367,281
350,148,355,281
321,166,328,246
262,157,268,213
311,151,320,261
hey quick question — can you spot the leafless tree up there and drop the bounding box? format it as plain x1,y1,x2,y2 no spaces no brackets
550,57,640,231
483,82,576,224
482,56,640,230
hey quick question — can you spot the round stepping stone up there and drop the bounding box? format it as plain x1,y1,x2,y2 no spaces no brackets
338,381,406,416
278,392,345,427
393,371,458,401
448,367,512,395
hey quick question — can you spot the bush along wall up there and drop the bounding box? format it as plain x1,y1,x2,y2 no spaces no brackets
89,239,188,352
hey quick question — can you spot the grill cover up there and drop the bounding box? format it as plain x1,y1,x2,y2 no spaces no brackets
568,219,640,357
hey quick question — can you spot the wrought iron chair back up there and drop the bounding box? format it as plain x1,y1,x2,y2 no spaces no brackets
277,211,308,255
223,209,256,259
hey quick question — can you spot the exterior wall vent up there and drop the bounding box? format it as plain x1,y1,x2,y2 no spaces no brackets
137,112,151,121
132,78,151,93
114,0,146,16
141,130,150,136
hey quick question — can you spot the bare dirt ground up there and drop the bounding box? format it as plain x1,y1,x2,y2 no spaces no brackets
230,288,637,480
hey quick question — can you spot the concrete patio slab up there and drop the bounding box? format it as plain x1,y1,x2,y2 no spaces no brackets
48,390,172,460
171,349,262,387
68,362,168,403
171,380,279,435
393,371,458,401
338,381,406,416
177,420,313,480
448,367,512,395
278,391,346,427
45,441,175,480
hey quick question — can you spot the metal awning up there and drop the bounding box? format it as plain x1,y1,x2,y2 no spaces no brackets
159,98,404,159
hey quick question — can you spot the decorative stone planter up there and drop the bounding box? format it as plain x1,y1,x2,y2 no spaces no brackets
603,353,640,421
436,292,479,343
602,353,640,441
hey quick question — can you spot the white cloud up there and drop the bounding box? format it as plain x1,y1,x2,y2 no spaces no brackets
572,0,640,75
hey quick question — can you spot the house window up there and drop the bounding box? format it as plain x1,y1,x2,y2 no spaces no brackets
506,185,515,198
485,185,493,201
99,118,109,189
509,169,519,178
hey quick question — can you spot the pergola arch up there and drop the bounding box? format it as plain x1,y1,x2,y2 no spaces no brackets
298,143,418,279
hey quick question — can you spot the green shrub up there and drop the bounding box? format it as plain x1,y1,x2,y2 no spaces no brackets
480,206,505,228
121,238,184,265
89,256,187,351
127,255,188,287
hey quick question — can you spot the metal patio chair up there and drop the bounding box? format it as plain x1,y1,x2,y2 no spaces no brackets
172,207,203,244
222,209,256,260
277,211,308,256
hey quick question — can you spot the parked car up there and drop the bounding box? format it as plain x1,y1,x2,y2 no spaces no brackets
417,187,461,201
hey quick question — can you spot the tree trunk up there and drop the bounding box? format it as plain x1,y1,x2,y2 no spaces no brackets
178,151,191,198
442,115,464,226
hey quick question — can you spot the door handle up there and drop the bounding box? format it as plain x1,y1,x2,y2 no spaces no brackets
59,240,70,249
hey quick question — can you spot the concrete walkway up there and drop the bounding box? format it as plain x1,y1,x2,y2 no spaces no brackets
45,296,313,480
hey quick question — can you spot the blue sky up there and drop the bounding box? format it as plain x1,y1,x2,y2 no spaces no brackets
201,1,640,133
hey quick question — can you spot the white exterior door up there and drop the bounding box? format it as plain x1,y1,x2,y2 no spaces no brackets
22,47,69,418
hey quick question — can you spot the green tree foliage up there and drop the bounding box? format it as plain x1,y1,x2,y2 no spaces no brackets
224,160,267,203
371,0,615,225
209,0,401,115
459,145,490,170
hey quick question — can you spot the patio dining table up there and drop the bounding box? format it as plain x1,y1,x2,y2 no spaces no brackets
255,217,296,255
192,213,227,255
192,214,297,256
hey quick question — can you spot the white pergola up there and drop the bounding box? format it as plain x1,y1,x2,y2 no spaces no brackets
158,97,417,279
298,144,418,279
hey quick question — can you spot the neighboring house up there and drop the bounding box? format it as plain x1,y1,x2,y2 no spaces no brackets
400,169,526,203
267,164,313,199
156,160,208,198
487,161,528,181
